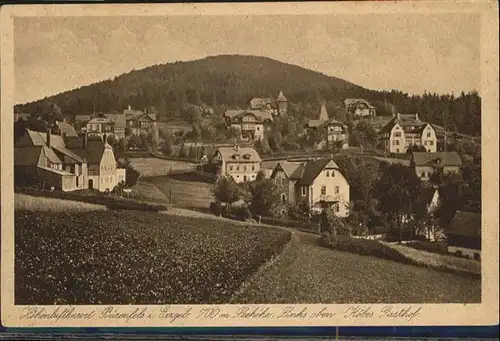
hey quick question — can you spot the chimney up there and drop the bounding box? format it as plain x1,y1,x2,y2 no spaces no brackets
103,134,107,144
46,128,51,147
415,113,419,121
82,132,88,148
396,113,400,120
128,104,131,111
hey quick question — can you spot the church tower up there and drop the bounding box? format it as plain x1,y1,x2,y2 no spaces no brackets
276,90,288,116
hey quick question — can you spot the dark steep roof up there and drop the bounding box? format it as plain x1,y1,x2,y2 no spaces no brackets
14,146,43,166
298,158,340,186
412,152,462,167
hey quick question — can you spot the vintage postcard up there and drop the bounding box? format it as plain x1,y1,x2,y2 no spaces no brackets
1,1,498,329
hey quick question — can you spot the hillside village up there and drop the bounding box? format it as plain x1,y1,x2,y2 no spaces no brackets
14,82,482,262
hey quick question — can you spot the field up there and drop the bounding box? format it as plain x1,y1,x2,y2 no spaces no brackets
15,210,291,305
143,175,214,210
128,157,197,177
232,232,481,304
15,193,107,212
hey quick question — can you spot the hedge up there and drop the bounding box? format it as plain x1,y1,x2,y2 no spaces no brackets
319,234,414,265
17,188,168,212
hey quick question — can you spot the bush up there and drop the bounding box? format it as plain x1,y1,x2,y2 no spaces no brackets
319,235,413,264
234,205,252,221
210,201,223,216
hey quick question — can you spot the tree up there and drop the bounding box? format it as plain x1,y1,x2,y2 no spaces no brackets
178,145,187,158
117,158,140,188
288,199,311,226
321,208,350,236
117,138,128,154
159,133,174,156
188,145,197,159
130,134,142,149
255,137,272,155
256,170,267,181
435,172,466,228
248,179,281,217
146,130,158,151
211,176,241,209
373,164,421,242
185,105,202,132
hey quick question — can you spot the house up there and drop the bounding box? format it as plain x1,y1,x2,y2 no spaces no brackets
67,134,126,192
223,109,273,140
378,113,437,153
270,158,350,217
249,90,288,116
74,106,157,141
15,129,125,192
446,211,481,260
15,129,88,191
410,151,462,181
305,105,349,150
342,98,376,118
212,146,261,183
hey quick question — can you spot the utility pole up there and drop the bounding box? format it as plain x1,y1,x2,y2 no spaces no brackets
169,163,172,203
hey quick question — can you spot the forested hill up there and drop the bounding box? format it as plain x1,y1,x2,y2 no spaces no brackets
15,55,369,115
15,54,481,136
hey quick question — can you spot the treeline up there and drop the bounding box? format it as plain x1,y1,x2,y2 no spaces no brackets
15,55,481,136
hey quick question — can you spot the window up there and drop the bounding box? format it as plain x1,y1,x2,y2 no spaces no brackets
335,186,339,194
244,165,247,171
429,141,434,145
256,126,260,131
236,165,240,171
427,132,431,138
281,178,285,186
252,165,255,171
229,165,233,171
321,186,326,195
335,204,340,212
331,170,335,177
326,171,330,177
301,186,307,196
281,194,287,203
394,132,401,137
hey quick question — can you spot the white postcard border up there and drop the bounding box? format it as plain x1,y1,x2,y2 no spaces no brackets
1,1,499,328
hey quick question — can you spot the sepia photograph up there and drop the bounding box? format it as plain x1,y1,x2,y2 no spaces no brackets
1,2,498,328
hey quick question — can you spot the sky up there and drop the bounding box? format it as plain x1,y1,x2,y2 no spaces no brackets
14,13,480,104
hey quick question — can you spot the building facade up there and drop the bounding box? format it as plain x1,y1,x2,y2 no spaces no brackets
378,113,437,154
212,146,261,183
410,151,462,181
15,129,125,192
270,158,350,217
224,110,273,140
343,99,376,118
305,105,349,150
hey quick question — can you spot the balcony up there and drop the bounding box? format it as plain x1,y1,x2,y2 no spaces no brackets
318,194,341,202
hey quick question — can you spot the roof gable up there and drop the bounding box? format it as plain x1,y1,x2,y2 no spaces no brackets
298,158,338,186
